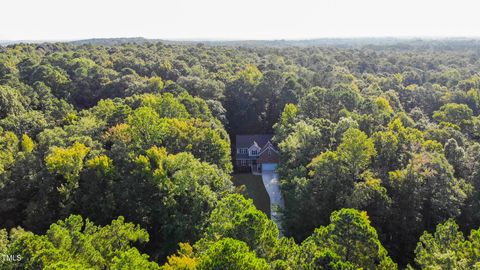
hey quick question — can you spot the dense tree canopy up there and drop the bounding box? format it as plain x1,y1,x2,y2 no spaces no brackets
413,219,480,269
0,215,159,269
2,39,480,268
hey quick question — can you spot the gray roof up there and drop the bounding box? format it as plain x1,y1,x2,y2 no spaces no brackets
259,141,278,155
236,154,258,160
236,134,274,149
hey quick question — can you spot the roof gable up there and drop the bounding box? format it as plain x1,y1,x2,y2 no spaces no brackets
236,134,274,149
259,141,278,155
248,142,261,151
257,147,280,164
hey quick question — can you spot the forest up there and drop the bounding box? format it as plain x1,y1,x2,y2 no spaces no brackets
1,39,480,269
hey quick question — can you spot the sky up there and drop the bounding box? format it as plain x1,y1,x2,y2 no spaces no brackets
1,0,480,41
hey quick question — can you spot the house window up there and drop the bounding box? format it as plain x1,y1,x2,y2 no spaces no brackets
240,160,247,166
251,150,258,156
239,148,248,154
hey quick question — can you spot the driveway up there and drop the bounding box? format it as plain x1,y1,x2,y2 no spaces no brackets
261,170,284,234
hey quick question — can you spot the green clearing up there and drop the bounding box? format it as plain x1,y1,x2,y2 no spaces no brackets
232,173,270,217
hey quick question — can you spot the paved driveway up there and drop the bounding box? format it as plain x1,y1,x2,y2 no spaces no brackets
261,170,284,233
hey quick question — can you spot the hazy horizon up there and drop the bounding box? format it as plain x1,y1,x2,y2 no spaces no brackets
3,36,480,43
2,0,480,41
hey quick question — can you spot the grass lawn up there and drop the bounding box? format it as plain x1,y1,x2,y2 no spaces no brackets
232,173,270,217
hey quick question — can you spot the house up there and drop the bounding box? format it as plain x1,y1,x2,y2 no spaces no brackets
235,134,279,173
